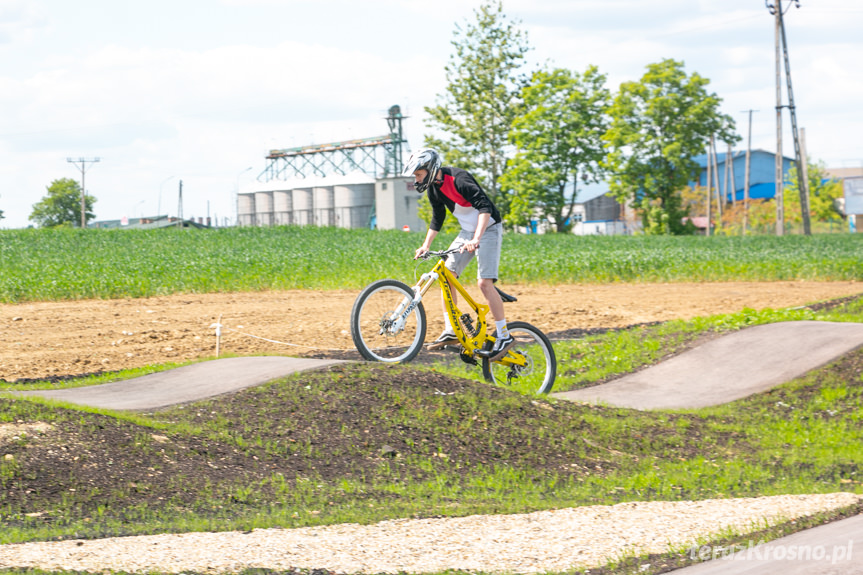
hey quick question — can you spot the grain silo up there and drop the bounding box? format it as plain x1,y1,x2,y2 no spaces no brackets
254,191,274,226
335,183,375,229
292,188,313,226
313,186,335,227
238,193,256,227
273,190,292,226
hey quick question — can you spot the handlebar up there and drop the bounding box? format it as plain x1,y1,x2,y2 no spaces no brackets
417,248,460,260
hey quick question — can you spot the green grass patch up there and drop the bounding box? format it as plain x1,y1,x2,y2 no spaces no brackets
1,226,861,302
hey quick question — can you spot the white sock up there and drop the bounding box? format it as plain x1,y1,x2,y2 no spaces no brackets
495,319,509,338
444,315,456,335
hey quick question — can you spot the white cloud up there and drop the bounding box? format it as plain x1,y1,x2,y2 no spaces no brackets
0,0,47,44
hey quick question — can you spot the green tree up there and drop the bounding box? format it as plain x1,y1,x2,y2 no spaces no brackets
501,65,611,233
783,160,845,223
604,59,738,235
423,0,530,215
30,178,96,228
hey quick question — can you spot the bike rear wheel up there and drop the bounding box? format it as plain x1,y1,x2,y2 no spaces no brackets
482,321,556,394
350,279,427,363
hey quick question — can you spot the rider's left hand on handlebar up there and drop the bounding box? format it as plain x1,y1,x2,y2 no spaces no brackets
460,239,480,253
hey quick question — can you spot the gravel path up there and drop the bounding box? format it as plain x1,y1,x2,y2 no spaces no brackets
0,493,858,574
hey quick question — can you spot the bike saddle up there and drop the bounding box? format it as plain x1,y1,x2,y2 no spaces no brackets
495,286,518,303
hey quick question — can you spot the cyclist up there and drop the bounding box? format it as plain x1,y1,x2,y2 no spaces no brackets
404,148,515,361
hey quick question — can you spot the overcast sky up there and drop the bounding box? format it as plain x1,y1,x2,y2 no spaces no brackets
1,0,861,228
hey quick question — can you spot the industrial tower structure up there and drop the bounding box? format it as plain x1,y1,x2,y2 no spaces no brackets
237,105,423,232
258,105,407,182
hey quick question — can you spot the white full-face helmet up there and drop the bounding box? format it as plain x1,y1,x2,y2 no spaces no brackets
402,148,442,193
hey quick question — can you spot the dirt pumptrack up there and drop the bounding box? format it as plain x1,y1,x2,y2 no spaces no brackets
7,319,863,574
9,320,863,413
552,320,863,409
5,282,863,575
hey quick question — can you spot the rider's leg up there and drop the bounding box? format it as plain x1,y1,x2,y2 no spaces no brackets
427,243,470,348
427,279,460,348
474,224,515,360
440,278,458,334
439,233,473,336
479,278,505,329
475,223,507,335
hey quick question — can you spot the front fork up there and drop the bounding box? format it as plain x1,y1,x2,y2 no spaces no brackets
388,272,437,334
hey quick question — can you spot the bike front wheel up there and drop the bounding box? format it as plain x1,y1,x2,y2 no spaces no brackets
350,279,427,363
482,321,556,394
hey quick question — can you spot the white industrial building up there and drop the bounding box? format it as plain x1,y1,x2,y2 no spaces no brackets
237,105,425,231
237,172,424,232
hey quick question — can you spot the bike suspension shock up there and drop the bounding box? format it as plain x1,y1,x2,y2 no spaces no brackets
459,313,479,338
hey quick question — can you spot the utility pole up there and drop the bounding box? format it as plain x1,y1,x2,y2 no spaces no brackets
66,157,100,228
706,142,713,237
767,0,810,235
742,110,758,235
177,180,183,227
727,142,737,207
771,1,784,236
779,3,810,235
711,136,723,224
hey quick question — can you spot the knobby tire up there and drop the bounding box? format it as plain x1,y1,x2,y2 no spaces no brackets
482,321,556,394
350,279,427,363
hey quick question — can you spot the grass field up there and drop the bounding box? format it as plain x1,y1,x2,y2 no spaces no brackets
1,226,861,302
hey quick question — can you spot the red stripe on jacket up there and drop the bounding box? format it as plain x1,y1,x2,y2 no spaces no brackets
439,175,472,207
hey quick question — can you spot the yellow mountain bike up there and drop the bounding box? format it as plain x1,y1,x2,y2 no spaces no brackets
350,249,556,394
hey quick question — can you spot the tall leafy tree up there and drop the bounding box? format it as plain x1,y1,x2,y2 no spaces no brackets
604,59,738,235
783,160,845,223
501,65,611,232
424,0,530,214
30,178,96,228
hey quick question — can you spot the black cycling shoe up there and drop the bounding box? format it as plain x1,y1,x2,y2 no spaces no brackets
476,333,516,361
427,331,459,350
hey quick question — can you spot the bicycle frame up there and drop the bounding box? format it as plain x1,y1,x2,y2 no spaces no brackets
404,254,526,368
413,258,490,354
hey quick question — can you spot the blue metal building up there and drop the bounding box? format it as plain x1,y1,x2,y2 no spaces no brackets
692,149,795,203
